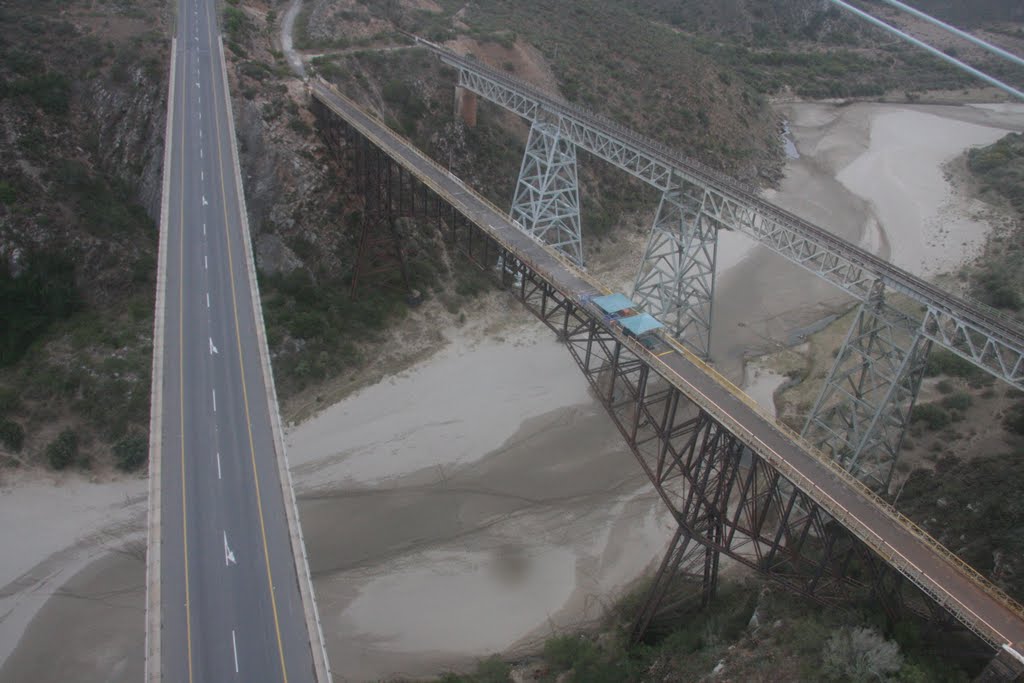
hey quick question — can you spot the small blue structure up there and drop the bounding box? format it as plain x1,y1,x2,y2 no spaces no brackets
620,313,663,337
592,293,635,315
588,292,665,349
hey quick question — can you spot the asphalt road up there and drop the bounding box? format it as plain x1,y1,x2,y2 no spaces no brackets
313,82,1024,655
158,1,320,680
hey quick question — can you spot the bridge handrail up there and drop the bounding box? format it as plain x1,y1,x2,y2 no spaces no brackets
647,333,1024,639
423,39,1024,347
311,81,1024,646
555,241,1024,639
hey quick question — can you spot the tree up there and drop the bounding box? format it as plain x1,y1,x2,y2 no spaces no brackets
46,429,79,470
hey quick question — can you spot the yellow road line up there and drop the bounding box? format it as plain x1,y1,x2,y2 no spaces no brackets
204,4,290,680
313,82,1024,646
176,33,195,683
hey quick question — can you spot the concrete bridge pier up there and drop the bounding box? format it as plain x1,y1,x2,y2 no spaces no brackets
455,86,477,127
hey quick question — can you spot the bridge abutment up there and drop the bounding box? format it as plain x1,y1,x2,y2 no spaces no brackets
975,647,1024,682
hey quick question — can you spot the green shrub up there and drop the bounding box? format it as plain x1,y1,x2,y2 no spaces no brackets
1004,402,1024,435
911,403,950,430
940,391,972,411
924,349,982,379
1,251,80,367
437,657,511,683
822,626,903,682
544,635,596,672
288,117,312,136
3,72,71,115
0,387,20,413
0,181,15,205
113,432,148,471
46,429,79,470
935,379,954,394
0,419,24,452
471,656,511,683
223,6,249,43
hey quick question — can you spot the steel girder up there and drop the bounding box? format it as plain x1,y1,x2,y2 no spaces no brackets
923,305,1024,385
455,67,538,120
487,257,940,641
314,100,421,297
803,285,931,491
510,121,584,266
633,173,719,358
311,91,1007,653
434,47,1024,390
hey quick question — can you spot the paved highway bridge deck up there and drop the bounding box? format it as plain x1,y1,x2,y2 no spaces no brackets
146,1,329,680
311,80,1024,659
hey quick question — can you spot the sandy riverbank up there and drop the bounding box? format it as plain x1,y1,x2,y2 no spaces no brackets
1,100,1021,682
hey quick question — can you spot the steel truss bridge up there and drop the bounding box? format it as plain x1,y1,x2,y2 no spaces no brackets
412,38,1024,494
308,80,1024,677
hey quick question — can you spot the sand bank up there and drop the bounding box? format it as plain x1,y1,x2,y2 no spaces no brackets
2,101,1021,682
837,108,1011,277
288,320,671,680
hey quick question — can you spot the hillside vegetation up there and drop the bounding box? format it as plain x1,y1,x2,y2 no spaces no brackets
414,577,981,682
968,133,1024,313
0,0,168,473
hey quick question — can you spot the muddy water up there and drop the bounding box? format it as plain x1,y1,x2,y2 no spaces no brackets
2,101,1022,682
288,328,671,679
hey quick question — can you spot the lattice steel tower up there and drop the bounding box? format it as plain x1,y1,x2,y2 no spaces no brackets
633,172,719,358
510,120,584,266
802,282,931,491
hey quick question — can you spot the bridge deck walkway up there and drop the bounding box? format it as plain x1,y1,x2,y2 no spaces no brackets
312,80,1024,654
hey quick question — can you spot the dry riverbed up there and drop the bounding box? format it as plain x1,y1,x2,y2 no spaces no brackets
0,100,1021,682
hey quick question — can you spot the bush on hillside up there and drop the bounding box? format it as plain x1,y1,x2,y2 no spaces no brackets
822,626,903,682
46,429,79,470
940,391,972,411
911,403,950,430
0,419,24,452
113,432,148,471
1004,402,1024,435
0,251,80,367
924,349,982,380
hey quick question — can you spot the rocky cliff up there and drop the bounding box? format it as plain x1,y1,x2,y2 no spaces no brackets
0,0,169,471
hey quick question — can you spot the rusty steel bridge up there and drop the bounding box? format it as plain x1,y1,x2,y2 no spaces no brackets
309,70,1024,677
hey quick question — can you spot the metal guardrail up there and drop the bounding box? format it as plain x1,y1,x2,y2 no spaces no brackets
650,335,1024,644
421,40,1024,366
311,81,1024,648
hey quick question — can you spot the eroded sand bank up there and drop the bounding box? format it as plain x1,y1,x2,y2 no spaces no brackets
1,101,1021,682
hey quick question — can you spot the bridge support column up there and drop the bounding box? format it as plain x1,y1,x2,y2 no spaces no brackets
802,282,931,492
629,522,722,644
510,120,584,266
455,86,477,127
632,174,718,359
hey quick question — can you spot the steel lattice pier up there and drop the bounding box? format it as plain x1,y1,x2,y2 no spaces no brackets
310,87,1024,678
315,97,987,651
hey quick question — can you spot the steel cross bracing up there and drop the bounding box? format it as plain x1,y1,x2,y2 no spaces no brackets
420,40,1024,390
309,82,1024,664
803,286,932,490
510,121,584,266
456,219,954,646
633,172,720,357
